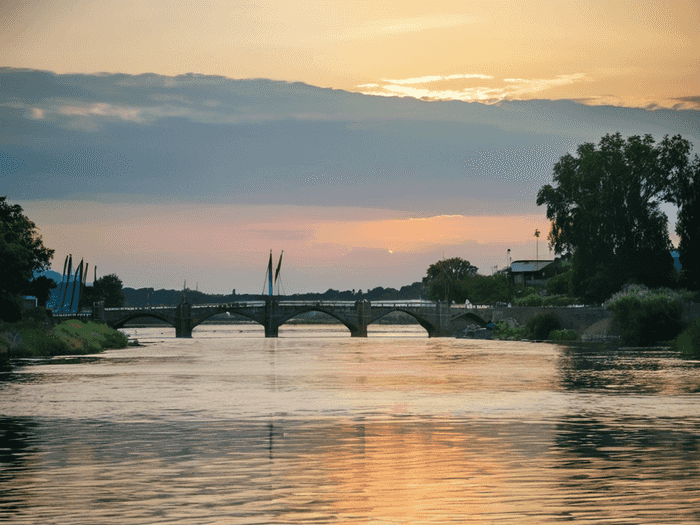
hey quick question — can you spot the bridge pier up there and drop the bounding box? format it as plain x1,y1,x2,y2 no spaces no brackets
175,301,193,338
350,300,370,337
264,299,281,338
92,301,105,321
430,302,454,337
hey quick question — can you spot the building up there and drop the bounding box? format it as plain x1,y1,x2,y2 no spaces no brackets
510,260,556,286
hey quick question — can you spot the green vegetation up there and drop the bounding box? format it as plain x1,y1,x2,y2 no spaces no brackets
511,289,578,307
548,329,579,341
1,196,54,322
80,273,125,308
421,257,511,305
423,258,479,303
670,153,700,291
546,270,572,296
492,321,529,340
537,133,699,304
672,318,700,357
1,317,127,359
492,315,577,341
525,313,563,340
604,284,690,347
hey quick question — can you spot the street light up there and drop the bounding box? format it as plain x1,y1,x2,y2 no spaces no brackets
507,248,512,304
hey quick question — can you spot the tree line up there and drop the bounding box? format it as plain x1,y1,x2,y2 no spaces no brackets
423,133,699,306
537,133,698,303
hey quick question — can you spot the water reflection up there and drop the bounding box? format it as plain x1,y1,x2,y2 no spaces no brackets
557,343,700,394
1,327,699,523
0,417,38,518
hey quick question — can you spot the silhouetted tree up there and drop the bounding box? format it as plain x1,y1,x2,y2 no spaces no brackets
94,274,125,308
423,258,478,303
669,153,700,290
0,196,54,321
537,133,690,303
24,276,57,307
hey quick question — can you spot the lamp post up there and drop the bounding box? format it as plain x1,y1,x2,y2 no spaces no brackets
507,248,512,304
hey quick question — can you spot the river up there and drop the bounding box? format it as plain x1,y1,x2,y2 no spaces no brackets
1,324,700,524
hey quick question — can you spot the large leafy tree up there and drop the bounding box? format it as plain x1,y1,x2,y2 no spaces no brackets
537,133,690,303
25,276,58,308
423,258,478,303
92,274,125,308
1,196,54,320
463,274,509,305
669,153,700,290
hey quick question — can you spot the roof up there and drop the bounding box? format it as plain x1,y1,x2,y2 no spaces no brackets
510,260,555,273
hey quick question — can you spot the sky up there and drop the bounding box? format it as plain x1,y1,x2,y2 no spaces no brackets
2,0,699,294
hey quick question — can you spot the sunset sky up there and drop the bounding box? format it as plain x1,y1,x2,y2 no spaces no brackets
2,0,699,293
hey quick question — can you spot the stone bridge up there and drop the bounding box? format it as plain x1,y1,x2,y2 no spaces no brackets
96,298,613,339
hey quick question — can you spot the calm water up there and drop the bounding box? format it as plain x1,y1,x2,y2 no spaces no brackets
1,324,700,524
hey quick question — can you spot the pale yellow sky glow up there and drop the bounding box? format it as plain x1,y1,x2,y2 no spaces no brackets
2,0,698,109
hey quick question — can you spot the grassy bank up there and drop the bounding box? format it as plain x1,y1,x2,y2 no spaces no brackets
1,318,128,361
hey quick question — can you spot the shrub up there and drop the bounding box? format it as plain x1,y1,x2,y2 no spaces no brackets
23,307,50,323
0,295,23,323
604,284,690,346
525,313,562,340
547,270,572,296
672,318,700,357
493,321,529,340
514,293,544,307
549,329,579,341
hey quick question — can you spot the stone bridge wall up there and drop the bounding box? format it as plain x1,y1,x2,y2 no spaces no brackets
480,306,612,335
101,302,615,338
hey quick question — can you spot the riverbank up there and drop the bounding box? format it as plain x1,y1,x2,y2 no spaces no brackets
0,318,128,368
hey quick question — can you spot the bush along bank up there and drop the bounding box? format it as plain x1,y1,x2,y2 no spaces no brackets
492,314,579,341
0,318,128,361
672,318,700,357
604,284,691,347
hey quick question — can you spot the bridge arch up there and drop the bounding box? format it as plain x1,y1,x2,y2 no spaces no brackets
278,306,362,335
451,312,489,326
369,308,439,337
450,311,489,335
191,308,265,330
111,311,175,330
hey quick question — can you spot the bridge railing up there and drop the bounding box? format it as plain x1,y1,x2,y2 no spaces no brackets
103,299,444,312
52,312,93,320
104,306,175,311
192,302,266,309
369,300,436,307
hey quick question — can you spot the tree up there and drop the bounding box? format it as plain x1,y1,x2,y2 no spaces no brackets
536,133,690,304
79,284,101,310
25,276,57,307
463,274,509,305
670,153,700,290
1,196,54,320
423,258,478,303
93,274,125,308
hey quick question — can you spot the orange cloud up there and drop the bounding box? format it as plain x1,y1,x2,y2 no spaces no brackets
22,201,552,292
314,215,551,253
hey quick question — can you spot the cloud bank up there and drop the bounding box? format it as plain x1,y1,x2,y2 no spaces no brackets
3,68,698,291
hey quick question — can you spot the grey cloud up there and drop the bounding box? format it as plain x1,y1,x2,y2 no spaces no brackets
2,68,699,215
